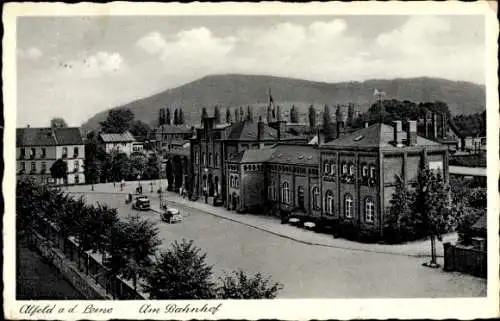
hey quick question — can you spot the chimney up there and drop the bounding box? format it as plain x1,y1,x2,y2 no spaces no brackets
257,116,264,140
407,120,417,146
432,113,438,140
393,120,404,147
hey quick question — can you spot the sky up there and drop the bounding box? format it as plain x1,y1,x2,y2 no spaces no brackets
16,15,485,127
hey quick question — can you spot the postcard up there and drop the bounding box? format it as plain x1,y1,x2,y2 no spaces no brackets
3,1,499,320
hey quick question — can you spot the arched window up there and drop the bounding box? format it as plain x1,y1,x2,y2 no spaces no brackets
330,164,335,175
312,187,320,210
235,177,239,188
230,176,234,188
344,194,353,218
208,153,212,166
324,163,330,175
325,190,334,215
370,165,376,178
349,163,355,175
342,162,348,174
362,164,368,177
195,152,200,164
268,185,273,200
215,153,220,167
365,197,375,222
202,152,206,166
297,186,305,209
282,182,290,204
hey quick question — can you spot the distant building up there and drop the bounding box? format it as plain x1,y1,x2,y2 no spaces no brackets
98,131,137,156
189,108,308,202
16,126,86,185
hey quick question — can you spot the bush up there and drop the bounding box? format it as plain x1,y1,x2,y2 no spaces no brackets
337,219,358,241
216,270,283,299
449,155,486,167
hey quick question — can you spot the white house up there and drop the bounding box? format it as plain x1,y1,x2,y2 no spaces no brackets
98,131,137,156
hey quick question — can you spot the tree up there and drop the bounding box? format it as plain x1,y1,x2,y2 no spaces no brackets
178,108,184,124
158,109,165,126
174,109,179,125
100,108,135,133
50,117,68,129
201,107,208,123
84,131,100,187
234,107,240,122
323,104,336,142
50,159,68,184
130,154,146,179
290,105,299,123
108,214,161,290
384,175,420,243
214,106,221,123
308,105,316,131
416,167,453,267
129,120,152,142
347,102,355,126
144,239,215,299
225,108,232,123
165,108,171,125
216,270,283,299
246,106,253,121
143,153,160,180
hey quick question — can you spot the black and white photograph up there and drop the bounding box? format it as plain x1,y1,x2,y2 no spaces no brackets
4,1,499,320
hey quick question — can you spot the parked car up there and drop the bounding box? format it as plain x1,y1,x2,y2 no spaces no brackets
162,208,182,224
132,196,151,211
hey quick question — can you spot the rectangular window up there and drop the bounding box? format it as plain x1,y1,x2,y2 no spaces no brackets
73,147,79,158
20,148,25,159
30,148,36,159
31,162,36,173
195,151,200,164
202,152,206,166
20,162,26,173
41,162,47,174
74,160,79,172
75,174,80,184
62,147,68,158
208,153,212,166
41,148,46,159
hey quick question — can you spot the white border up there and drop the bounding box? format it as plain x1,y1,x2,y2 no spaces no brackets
3,2,499,320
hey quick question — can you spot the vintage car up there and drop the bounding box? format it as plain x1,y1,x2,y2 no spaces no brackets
161,208,182,224
132,196,151,211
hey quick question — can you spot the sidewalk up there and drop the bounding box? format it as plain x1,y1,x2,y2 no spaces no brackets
68,182,456,258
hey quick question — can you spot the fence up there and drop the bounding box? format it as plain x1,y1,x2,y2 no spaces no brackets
443,242,487,278
29,215,147,299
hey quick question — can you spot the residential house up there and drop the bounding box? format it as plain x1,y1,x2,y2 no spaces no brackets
16,127,86,185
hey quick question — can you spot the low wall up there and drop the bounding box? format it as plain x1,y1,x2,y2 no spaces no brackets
29,230,112,299
443,242,487,278
28,216,148,300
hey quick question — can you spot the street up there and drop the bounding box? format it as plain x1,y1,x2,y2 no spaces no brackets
67,182,486,298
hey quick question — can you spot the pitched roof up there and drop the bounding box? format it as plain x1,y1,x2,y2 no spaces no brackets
227,120,304,141
99,131,136,143
16,127,84,147
321,123,442,150
53,128,85,145
241,148,275,163
268,144,319,166
157,124,192,134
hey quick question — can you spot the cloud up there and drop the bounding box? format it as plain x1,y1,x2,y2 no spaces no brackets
376,16,452,55
18,46,43,60
136,28,236,67
59,51,125,78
